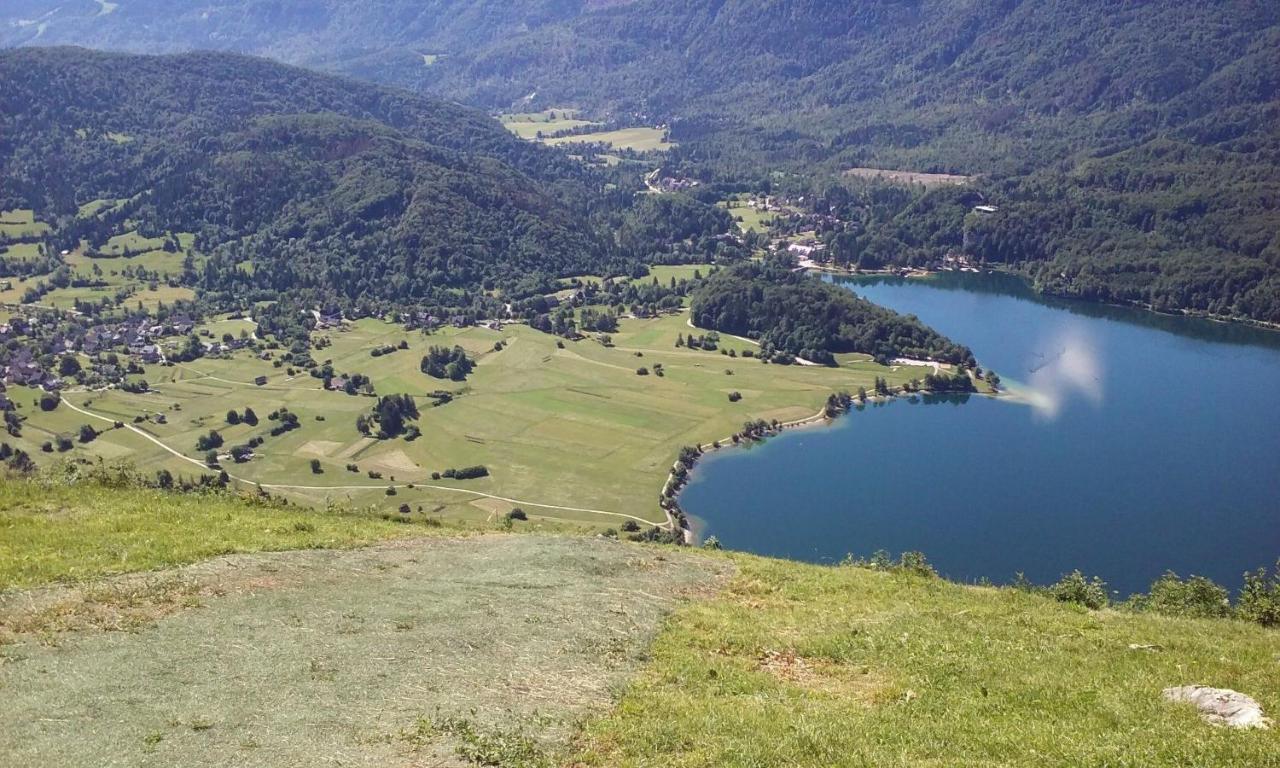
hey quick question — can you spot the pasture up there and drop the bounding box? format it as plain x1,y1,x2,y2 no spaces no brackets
720,199,776,233
544,127,672,152
500,108,600,139
10,311,932,530
0,209,50,241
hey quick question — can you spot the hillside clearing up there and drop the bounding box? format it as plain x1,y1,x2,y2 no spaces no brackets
0,535,727,768
544,127,671,152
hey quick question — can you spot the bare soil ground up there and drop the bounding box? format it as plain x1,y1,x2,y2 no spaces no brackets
0,535,728,767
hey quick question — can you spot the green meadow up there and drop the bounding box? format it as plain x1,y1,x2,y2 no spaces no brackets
500,108,600,139
10,310,933,530
0,209,50,241
720,198,776,233
545,126,672,152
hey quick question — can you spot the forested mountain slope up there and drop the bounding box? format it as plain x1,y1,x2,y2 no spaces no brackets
0,48,610,306
438,0,1280,322
4,2,1278,322
0,0,616,88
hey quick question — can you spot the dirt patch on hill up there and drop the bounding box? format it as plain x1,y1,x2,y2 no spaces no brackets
844,167,974,187
364,448,420,474
295,440,343,458
0,535,729,767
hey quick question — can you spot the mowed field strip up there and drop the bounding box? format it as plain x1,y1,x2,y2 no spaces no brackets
9,302,932,528
0,535,728,768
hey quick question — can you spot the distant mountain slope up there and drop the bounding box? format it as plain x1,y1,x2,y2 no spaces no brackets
434,0,1278,322
0,0,613,88
4,2,1278,321
0,47,609,305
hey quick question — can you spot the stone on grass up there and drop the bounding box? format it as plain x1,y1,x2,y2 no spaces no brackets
1162,685,1271,729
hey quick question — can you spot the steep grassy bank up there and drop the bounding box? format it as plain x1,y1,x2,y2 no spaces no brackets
0,479,423,589
575,555,1280,767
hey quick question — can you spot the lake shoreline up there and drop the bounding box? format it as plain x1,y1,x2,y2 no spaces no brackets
804,264,1280,333
665,386,1003,545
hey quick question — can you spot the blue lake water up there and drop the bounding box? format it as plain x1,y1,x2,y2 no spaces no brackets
680,272,1280,595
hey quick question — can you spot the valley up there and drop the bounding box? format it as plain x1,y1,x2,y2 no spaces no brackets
0,7,1278,767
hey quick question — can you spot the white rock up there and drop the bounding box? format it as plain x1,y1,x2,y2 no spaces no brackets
1163,685,1272,729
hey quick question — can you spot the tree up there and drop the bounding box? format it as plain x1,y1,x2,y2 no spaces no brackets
310,458,323,474
78,424,97,443
58,355,81,377
226,409,241,425
39,393,60,412
242,407,259,426
195,430,224,451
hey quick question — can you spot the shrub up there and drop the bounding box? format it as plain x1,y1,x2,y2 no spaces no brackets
1237,563,1280,627
728,391,742,402
897,551,937,578
1132,572,1231,619
309,458,322,474
1049,570,1109,610
636,367,649,376
508,508,528,521
621,520,641,533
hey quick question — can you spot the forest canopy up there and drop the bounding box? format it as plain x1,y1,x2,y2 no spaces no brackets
690,258,973,366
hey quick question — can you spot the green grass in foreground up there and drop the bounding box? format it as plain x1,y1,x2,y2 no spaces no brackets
575,555,1280,767
0,480,419,589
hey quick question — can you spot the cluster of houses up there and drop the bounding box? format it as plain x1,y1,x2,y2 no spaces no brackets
401,311,475,331
1,350,59,390
80,315,195,359
785,238,828,260
0,312,202,391
644,167,702,194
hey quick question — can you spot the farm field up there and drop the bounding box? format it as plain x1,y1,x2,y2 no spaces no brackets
9,312,932,530
500,108,599,139
544,126,672,152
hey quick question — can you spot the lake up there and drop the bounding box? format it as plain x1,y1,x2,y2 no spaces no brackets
680,272,1280,595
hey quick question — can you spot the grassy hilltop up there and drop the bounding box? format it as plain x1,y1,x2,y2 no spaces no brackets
2,480,1277,767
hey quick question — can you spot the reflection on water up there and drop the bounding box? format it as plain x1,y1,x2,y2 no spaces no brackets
1021,327,1105,421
